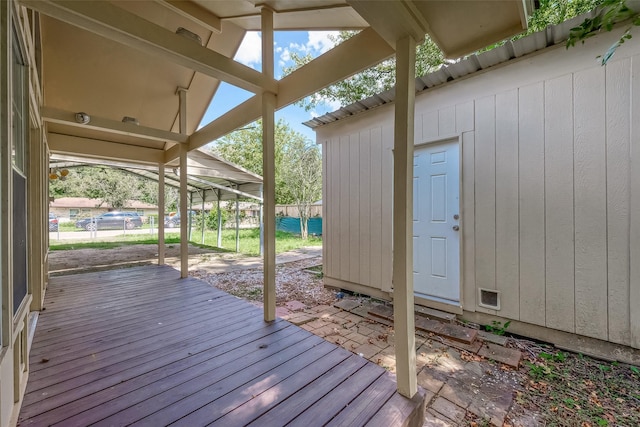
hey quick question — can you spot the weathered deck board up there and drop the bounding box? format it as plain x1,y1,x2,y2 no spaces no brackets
19,265,424,426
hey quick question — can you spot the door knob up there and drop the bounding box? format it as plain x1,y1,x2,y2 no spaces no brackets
453,214,459,220
452,225,459,231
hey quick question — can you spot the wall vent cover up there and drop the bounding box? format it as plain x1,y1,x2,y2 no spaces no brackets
478,288,500,310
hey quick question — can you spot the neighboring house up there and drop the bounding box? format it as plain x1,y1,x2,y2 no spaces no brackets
49,197,158,221
309,18,640,359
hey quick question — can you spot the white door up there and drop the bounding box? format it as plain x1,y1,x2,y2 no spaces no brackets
413,140,460,304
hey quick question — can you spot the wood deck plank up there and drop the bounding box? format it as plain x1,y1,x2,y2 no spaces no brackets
132,339,338,427
246,354,370,426
19,318,287,418
18,266,424,427
286,363,385,426
54,329,313,427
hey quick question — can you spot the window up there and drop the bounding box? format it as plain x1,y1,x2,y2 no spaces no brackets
11,31,27,173
12,29,28,315
69,209,79,219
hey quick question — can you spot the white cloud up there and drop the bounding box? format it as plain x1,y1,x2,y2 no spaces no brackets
234,32,262,70
307,31,338,54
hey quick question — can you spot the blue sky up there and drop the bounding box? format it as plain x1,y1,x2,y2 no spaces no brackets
199,31,342,142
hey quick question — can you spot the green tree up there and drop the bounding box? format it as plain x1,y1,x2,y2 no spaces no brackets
49,166,177,211
283,32,444,112
211,119,315,205
565,0,638,64
281,140,322,239
284,0,605,111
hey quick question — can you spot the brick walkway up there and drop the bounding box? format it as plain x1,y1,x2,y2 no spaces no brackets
281,301,524,427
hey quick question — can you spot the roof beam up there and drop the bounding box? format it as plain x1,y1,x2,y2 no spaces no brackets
185,95,262,156
42,107,188,144
277,27,395,107
20,0,277,94
156,0,222,33
174,28,394,160
47,133,165,164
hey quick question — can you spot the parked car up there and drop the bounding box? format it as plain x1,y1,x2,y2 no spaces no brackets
48,213,58,231
164,211,195,228
75,211,143,231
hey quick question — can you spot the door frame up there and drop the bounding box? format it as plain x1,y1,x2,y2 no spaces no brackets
413,134,464,315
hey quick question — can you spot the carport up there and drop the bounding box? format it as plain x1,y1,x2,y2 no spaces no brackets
49,148,263,255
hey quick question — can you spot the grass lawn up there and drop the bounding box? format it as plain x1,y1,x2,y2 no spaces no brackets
50,227,321,257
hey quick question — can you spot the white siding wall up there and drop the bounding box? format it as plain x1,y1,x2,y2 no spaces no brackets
319,31,640,349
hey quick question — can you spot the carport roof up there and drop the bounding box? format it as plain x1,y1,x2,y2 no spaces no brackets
50,148,263,203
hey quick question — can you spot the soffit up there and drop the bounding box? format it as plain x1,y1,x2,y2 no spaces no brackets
31,0,535,167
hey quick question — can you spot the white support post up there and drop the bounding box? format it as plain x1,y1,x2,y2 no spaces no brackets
235,194,240,253
178,87,189,278
201,194,205,244
259,185,264,257
216,190,222,247
158,162,165,265
393,35,418,398
262,6,276,322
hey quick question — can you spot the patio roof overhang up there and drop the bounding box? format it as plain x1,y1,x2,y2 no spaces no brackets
20,0,536,403
22,0,534,165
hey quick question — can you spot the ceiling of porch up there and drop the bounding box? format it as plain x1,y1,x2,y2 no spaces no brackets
23,0,535,168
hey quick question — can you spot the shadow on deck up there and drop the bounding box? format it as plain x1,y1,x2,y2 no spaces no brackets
19,265,425,426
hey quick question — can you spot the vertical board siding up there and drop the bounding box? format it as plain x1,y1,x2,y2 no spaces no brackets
438,106,456,136
321,45,640,350
605,58,631,345
322,141,330,277
332,137,342,279
359,133,372,288
339,137,351,280
544,74,576,333
462,131,476,310
349,134,361,284
381,125,394,291
456,101,474,133
474,96,497,313
629,55,640,349
494,90,520,320
422,110,439,140
573,67,608,340
518,82,546,326
369,128,383,291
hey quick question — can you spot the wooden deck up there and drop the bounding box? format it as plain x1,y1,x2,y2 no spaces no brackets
19,265,424,426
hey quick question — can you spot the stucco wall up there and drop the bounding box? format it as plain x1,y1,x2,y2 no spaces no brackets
318,29,640,350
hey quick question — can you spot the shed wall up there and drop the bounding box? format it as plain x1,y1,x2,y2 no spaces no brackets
318,30,640,349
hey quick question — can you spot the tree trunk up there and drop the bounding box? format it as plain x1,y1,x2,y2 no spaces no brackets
299,203,310,239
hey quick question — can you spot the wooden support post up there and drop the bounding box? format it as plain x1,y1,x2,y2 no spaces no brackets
158,163,165,265
178,87,188,278
262,6,276,322
393,35,418,398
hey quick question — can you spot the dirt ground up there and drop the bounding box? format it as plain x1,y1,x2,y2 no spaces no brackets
48,243,238,274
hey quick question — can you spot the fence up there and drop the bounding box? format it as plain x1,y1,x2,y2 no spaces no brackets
275,204,322,218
